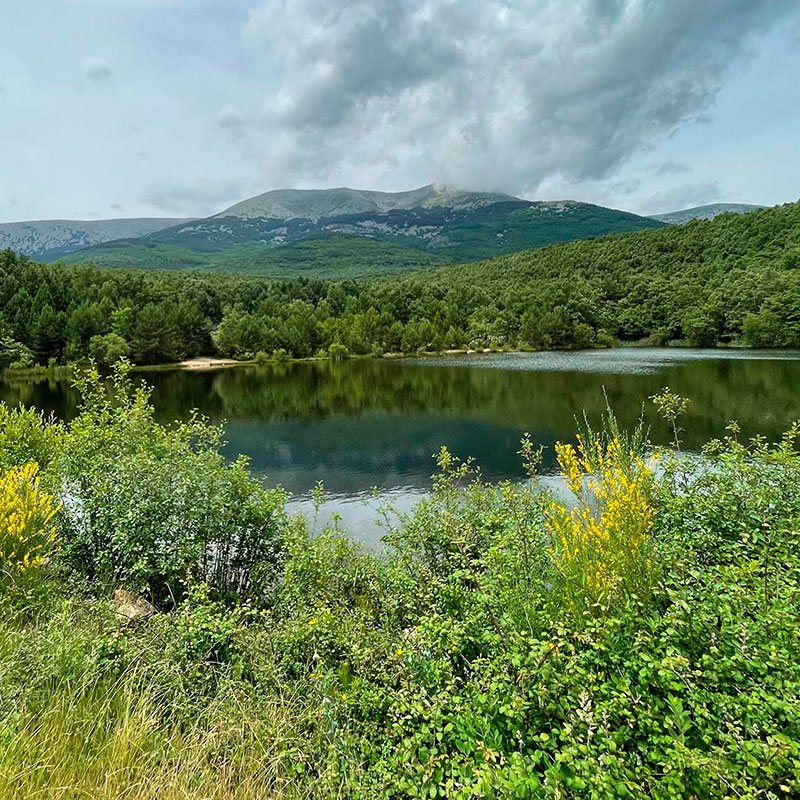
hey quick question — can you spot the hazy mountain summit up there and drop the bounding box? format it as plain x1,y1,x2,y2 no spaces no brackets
0,217,192,261
216,184,520,220
651,203,765,225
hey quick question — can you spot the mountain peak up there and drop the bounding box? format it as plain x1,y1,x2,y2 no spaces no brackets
215,185,521,221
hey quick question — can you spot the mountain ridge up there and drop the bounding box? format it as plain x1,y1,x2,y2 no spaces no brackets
0,217,193,261
650,203,766,225
55,187,666,277
215,184,520,221
4,185,671,278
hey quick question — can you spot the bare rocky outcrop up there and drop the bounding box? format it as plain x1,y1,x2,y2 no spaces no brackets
113,589,157,624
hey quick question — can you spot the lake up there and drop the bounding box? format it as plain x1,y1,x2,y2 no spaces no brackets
2,348,800,547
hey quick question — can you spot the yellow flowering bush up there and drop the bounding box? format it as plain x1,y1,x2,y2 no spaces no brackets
547,434,657,616
0,463,60,573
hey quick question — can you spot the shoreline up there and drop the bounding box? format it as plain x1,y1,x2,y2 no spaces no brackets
133,341,768,373
0,341,784,380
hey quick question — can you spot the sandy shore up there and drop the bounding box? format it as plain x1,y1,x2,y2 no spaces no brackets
176,357,243,370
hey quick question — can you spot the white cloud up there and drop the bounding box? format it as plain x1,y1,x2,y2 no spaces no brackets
242,0,797,194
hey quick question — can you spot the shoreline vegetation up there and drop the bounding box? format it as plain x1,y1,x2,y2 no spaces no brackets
1,366,800,797
1,339,788,382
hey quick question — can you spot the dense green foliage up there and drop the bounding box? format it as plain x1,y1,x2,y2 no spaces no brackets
2,201,799,368
58,201,663,276
55,364,287,604
1,373,800,797
60,234,450,278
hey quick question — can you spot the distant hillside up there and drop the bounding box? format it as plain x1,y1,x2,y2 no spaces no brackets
2,202,799,368
59,186,665,277
650,203,765,225
60,234,450,279
0,217,192,261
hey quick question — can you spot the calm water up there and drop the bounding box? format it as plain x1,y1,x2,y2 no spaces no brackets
3,348,799,547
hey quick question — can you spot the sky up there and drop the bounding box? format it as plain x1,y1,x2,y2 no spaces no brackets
1,0,799,222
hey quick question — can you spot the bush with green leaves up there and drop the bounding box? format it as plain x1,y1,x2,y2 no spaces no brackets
88,332,131,369
0,403,62,471
250,417,800,798
52,361,288,605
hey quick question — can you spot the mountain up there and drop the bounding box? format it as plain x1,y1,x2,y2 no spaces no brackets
650,203,765,225
0,217,192,261
216,185,518,220
58,185,665,278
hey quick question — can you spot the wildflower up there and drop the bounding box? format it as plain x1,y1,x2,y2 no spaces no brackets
395,647,403,656
308,618,316,626
0,463,60,574
546,434,656,615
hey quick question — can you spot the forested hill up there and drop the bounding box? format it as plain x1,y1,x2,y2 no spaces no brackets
57,192,664,277
0,201,798,369
422,200,800,347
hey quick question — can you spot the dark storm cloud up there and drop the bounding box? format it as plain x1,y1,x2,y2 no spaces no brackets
244,0,797,193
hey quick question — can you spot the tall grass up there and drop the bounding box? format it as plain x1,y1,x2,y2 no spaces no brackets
0,613,336,800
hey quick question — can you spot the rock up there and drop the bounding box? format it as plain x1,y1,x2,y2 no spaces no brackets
113,589,156,624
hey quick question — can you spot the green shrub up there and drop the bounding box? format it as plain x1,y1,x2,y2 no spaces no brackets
0,334,34,369
53,362,288,605
328,342,350,361
0,403,62,471
88,333,131,369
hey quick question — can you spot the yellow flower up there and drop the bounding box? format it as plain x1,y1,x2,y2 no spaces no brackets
395,647,403,656
546,436,656,614
308,618,316,625
0,463,59,574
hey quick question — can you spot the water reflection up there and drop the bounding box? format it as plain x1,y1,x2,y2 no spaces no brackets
2,348,799,544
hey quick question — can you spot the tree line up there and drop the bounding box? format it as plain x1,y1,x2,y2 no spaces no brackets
1,201,799,369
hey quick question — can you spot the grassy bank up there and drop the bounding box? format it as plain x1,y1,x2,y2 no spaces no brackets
1,365,799,798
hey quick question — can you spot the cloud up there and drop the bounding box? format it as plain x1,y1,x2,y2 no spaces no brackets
217,106,246,140
639,180,724,215
609,178,642,197
242,0,797,193
140,179,249,216
656,161,692,176
82,57,112,81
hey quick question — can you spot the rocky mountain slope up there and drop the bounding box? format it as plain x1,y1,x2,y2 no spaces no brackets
0,217,192,262
650,203,765,225
58,186,665,277
216,185,518,220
